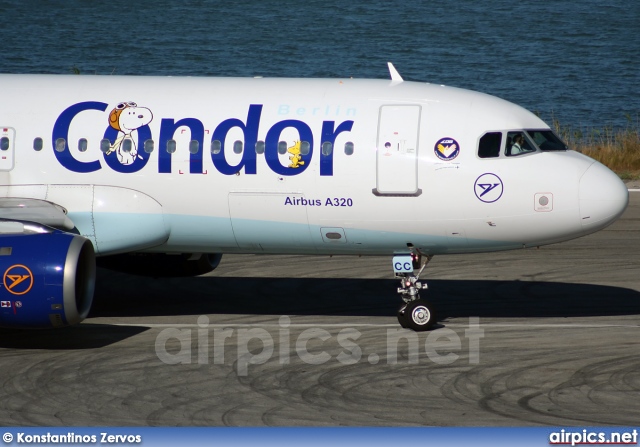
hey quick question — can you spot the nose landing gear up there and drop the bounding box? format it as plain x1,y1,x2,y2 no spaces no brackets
393,252,435,331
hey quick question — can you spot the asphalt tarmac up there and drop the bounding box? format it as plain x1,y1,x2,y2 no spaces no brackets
0,191,638,427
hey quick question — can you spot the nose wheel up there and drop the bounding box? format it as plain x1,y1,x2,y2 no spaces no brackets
393,252,436,331
397,299,434,331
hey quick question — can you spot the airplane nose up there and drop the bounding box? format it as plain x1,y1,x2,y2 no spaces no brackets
579,162,628,232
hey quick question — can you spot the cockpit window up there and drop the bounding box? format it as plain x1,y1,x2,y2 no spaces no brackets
525,130,568,151
478,129,568,159
506,131,536,156
478,132,502,158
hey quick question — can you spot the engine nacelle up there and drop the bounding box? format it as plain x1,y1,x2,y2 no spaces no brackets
0,230,95,329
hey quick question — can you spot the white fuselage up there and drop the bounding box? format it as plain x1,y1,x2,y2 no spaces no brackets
0,74,628,257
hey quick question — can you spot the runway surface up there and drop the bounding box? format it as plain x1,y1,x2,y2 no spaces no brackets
0,192,639,426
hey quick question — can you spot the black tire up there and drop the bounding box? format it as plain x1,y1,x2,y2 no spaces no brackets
397,303,410,328
403,299,435,331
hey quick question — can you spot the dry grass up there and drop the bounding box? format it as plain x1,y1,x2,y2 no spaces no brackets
552,115,640,180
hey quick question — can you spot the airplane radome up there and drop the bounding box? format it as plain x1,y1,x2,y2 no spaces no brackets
0,64,628,331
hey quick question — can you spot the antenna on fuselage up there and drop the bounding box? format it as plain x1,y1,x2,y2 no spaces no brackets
387,62,404,82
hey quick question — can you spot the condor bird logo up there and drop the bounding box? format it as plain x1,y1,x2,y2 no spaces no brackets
474,173,504,203
3,264,34,295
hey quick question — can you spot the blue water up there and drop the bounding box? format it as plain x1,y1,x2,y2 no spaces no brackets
0,0,638,130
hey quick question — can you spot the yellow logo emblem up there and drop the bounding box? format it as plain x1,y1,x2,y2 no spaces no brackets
3,264,34,295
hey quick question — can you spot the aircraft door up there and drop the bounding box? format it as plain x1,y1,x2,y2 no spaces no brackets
374,105,421,196
0,128,16,171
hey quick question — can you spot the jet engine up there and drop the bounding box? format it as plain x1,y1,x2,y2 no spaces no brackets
0,223,95,329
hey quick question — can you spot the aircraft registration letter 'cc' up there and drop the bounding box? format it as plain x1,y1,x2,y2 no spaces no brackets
0,64,628,331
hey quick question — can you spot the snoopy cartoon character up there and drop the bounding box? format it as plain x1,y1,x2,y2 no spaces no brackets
107,101,153,165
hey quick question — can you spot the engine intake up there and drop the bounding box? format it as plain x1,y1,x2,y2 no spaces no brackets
0,230,95,329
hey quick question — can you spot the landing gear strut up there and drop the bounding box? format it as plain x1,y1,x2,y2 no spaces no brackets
394,252,435,331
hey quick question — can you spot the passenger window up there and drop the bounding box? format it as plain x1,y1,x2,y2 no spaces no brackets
166,139,176,154
344,141,354,155
33,137,43,151
55,138,66,152
322,141,333,156
122,139,132,153
100,139,111,153
255,140,265,154
506,131,535,156
0,137,9,151
233,140,243,154
300,141,310,155
189,140,200,154
211,140,221,154
478,133,502,158
144,139,154,153
278,141,288,154
78,138,88,152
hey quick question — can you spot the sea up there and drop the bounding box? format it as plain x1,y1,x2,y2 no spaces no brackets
0,0,638,131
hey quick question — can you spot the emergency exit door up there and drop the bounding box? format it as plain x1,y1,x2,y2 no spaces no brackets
0,128,15,171
374,105,421,195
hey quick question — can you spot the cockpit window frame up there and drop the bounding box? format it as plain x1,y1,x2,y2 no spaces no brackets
477,131,503,159
524,129,569,151
477,128,568,160
505,131,537,157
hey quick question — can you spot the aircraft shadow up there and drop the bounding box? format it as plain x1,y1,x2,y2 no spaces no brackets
0,324,149,350
89,269,640,320
4,271,636,349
